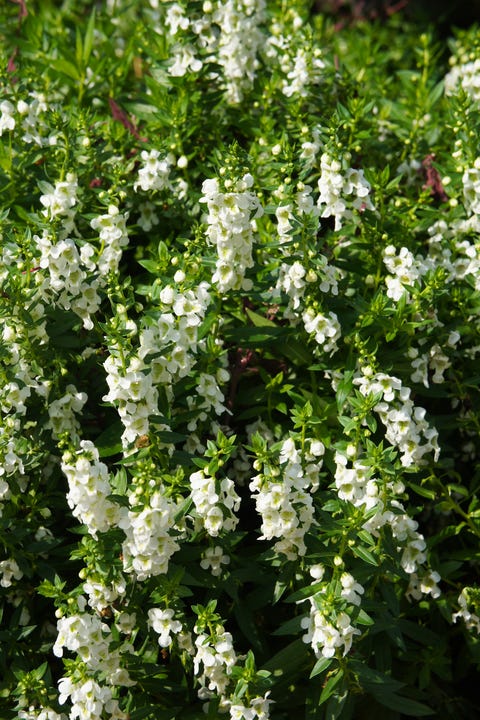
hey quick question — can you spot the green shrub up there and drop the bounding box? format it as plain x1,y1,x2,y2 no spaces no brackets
1,2,480,718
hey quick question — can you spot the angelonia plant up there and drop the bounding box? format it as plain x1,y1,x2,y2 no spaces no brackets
1,1,480,718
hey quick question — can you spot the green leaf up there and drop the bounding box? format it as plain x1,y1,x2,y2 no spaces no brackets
262,639,309,683
336,370,354,410
96,421,123,458
351,544,378,566
83,8,96,65
272,615,303,636
281,333,313,366
223,326,284,343
50,58,80,81
129,705,178,720
319,669,344,705
154,430,187,444
310,656,333,678
138,259,159,274
233,602,264,654
355,609,375,626
374,692,434,716
245,307,277,327
409,483,436,500
428,80,445,106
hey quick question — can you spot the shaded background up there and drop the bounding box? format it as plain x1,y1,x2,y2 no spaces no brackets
313,0,480,33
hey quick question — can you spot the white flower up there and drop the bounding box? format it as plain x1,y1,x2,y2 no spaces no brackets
0,558,23,587
148,607,182,647
340,573,365,606
200,545,230,576
317,153,374,231
0,100,15,135
302,308,341,354
133,150,174,192
61,441,120,538
201,173,263,293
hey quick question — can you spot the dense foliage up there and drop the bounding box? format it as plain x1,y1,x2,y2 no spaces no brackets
1,1,480,718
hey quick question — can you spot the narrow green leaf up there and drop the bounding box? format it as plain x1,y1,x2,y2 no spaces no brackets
355,609,375,626
310,656,333,678
351,544,378,566
245,307,277,327
50,58,80,81
83,8,96,65
319,669,344,705
138,259,159,273
409,483,436,500
272,616,303,636
375,692,433,716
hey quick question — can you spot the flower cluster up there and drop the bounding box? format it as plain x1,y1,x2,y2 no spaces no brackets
200,173,263,293
300,565,363,659
163,0,266,103
53,595,133,720
193,623,237,699
46,385,87,442
119,489,181,580
39,174,78,230
452,588,480,634
445,57,480,102
265,12,325,98
250,437,324,559
302,307,341,354
61,441,120,538
316,153,375,231
354,370,440,467
190,467,240,537
133,149,174,192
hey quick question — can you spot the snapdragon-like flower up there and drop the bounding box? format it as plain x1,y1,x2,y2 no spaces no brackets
229,693,273,720
0,100,15,135
90,204,129,276
354,369,440,467
165,2,189,35
102,353,159,447
148,607,183,647
445,57,480,103
317,153,374,231
18,708,65,720
61,441,120,538
0,557,23,587
133,149,174,193
39,174,78,236
302,308,341,354
300,566,363,660
83,574,126,613
35,231,102,330
46,384,87,442
58,677,128,720
276,261,306,311
193,625,237,699
211,0,266,104
383,244,432,301
17,92,54,146
190,468,240,537
195,370,229,417
333,443,438,586
201,545,231,576
200,173,263,293
250,437,323,559
118,490,180,580
301,608,361,659
452,588,480,633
